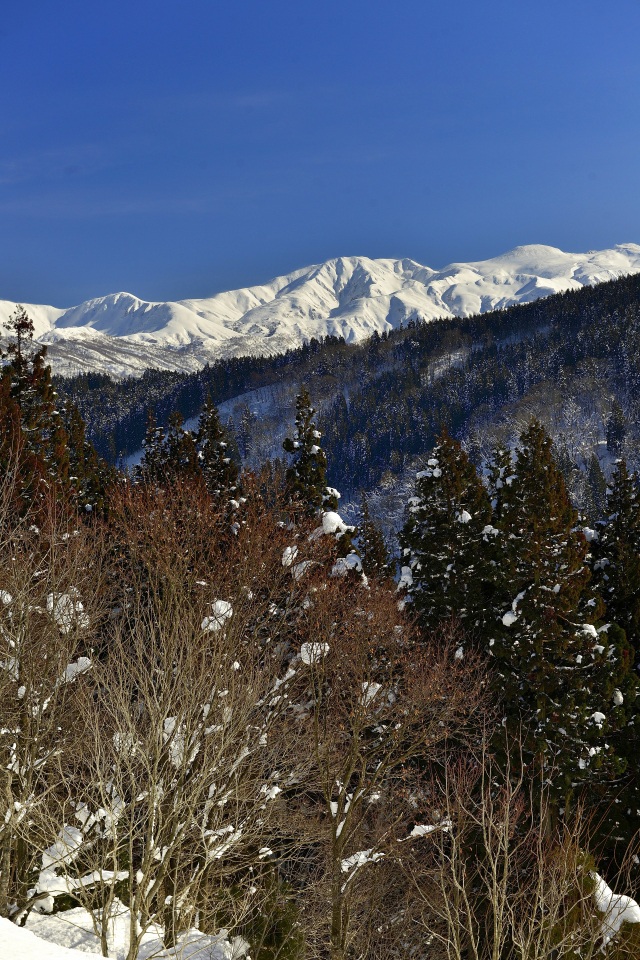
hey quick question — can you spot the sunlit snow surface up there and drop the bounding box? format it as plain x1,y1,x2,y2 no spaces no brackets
2,243,640,377
2,904,248,959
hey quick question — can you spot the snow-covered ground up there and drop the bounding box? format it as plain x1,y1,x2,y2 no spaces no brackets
2,903,247,959
2,243,639,378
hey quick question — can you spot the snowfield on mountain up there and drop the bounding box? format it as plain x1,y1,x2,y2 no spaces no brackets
1,243,639,378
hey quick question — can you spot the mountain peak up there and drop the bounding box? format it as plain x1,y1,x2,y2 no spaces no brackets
2,242,639,378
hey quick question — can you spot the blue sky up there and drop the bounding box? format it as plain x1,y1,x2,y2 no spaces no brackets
1,0,639,305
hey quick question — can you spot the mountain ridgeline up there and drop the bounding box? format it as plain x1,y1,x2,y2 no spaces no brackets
3,242,640,377
57,268,640,522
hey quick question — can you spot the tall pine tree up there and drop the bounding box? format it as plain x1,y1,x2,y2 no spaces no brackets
400,432,493,633
135,410,200,486
1,306,108,513
358,493,390,578
196,394,239,503
486,421,637,816
593,459,640,665
588,465,640,866
2,305,69,487
61,401,114,514
283,387,337,516
606,399,627,456
135,410,166,484
164,411,200,480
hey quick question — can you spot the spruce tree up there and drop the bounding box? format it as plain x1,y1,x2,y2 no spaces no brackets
1,305,40,407
283,387,337,516
135,410,200,486
135,410,167,484
399,432,493,633
486,444,515,521
1,306,70,496
0,376,46,514
196,394,239,502
358,493,390,578
487,420,637,815
591,463,640,872
163,411,200,480
586,452,608,522
593,459,640,663
62,401,114,514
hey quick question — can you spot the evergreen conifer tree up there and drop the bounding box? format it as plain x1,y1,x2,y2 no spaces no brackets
283,387,337,516
1,306,70,496
1,305,41,407
163,411,200,480
589,461,640,871
486,444,515,526
62,401,114,514
487,420,637,815
399,432,493,633
196,394,239,502
606,399,627,456
0,376,46,514
358,493,390,578
593,460,640,664
586,452,608,521
135,410,200,486
135,410,167,485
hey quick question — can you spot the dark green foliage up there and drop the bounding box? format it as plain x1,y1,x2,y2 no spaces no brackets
283,387,336,516
2,306,69,485
358,493,390,577
1,304,45,407
487,445,514,521
586,453,608,522
0,375,47,513
135,409,166,484
487,421,638,813
135,410,200,486
607,400,627,456
196,393,239,502
400,432,493,632
164,411,200,479
62,400,115,514
593,460,640,661
590,461,640,865
401,419,640,838
1,306,109,514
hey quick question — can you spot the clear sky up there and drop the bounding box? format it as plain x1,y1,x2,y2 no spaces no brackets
1,0,639,306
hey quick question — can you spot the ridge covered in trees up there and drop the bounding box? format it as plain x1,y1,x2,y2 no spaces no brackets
56,273,640,508
3,300,640,957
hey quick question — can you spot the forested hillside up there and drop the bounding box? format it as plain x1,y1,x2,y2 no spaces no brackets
58,272,640,526
3,293,640,958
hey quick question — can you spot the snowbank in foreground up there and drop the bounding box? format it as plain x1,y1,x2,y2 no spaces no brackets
3,903,247,959
0,917,97,959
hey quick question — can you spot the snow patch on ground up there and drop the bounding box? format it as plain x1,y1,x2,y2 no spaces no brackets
5,903,249,959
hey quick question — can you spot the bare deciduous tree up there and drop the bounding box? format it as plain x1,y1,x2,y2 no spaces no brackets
280,582,486,960
0,473,104,921
404,743,640,960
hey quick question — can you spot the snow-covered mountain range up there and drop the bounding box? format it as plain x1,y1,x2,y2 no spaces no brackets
2,243,640,378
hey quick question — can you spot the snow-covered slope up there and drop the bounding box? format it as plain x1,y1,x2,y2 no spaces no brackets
2,243,639,378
